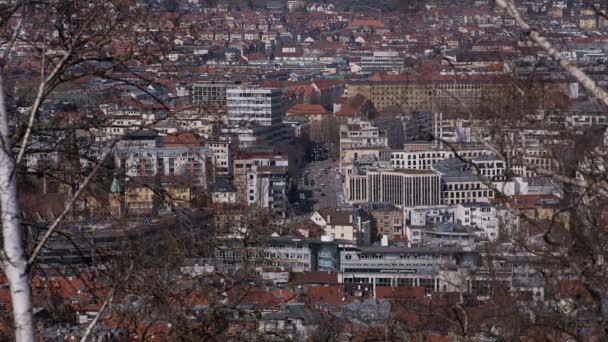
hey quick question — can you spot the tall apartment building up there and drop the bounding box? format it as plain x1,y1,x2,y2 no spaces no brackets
345,168,442,208
361,51,405,72
227,87,285,127
191,81,241,106
204,137,233,175
246,165,289,220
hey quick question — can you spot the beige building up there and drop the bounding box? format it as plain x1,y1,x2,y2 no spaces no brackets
368,204,405,240
346,73,512,113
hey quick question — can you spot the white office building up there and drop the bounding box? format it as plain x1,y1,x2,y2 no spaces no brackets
361,51,405,72
227,87,285,127
345,168,442,208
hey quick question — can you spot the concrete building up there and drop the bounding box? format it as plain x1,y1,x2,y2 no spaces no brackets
205,137,233,175
233,150,288,203
345,168,442,208
227,86,285,127
455,202,499,241
360,51,405,72
191,80,241,106
404,205,454,227
338,245,478,293
200,236,342,273
210,177,237,204
406,222,483,248
114,132,213,188
346,74,510,113
432,158,497,205
247,165,289,220
390,147,495,170
339,119,389,174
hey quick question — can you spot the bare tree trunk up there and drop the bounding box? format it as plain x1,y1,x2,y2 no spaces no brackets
0,75,33,340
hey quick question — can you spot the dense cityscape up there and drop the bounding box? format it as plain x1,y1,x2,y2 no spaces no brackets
0,0,607,340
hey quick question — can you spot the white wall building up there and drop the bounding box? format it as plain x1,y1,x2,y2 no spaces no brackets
455,203,499,241
227,87,285,128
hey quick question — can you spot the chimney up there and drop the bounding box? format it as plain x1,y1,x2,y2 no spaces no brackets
349,215,353,223
326,215,331,224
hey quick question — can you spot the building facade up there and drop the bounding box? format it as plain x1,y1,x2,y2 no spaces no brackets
227,87,285,127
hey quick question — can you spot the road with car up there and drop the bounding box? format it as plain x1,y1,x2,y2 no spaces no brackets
297,159,343,211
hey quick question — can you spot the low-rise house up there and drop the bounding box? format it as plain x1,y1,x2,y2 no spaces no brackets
210,177,237,204
311,208,372,245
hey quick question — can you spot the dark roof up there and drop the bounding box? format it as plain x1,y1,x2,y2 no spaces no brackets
210,177,235,193
316,208,353,226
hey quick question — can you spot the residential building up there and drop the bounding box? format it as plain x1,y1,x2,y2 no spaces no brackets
404,205,454,227
455,202,499,241
210,177,237,204
114,132,213,188
311,208,372,245
367,203,404,240
339,119,389,174
205,137,233,175
233,150,288,203
247,165,289,219
109,176,193,216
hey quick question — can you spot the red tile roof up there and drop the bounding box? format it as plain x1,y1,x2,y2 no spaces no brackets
304,285,348,306
160,132,201,147
287,103,329,116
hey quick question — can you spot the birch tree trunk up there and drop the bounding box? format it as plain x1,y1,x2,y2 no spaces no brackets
0,73,33,340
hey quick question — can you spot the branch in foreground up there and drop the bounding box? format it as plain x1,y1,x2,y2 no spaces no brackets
495,0,608,108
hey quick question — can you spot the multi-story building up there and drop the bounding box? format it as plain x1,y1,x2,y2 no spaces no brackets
339,245,478,293
404,205,454,227
432,158,498,205
339,119,389,174
390,147,495,170
198,236,342,273
246,165,289,219
346,73,509,113
227,86,285,127
367,203,404,241
360,51,405,72
233,150,288,203
191,80,241,106
205,137,233,175
109,176,193,216
455,202,499,241
406,222,484,248
114,132,213,188
345,168,442,208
